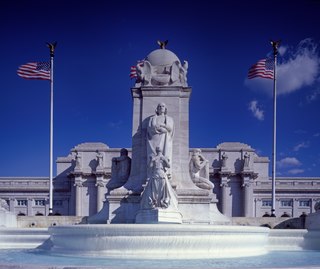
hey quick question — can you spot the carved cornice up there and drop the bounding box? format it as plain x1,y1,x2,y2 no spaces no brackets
241,171,258,179
69,171,111,178
218,170,232,177
0,179,49,191
137,87,192,98
94,171,111,177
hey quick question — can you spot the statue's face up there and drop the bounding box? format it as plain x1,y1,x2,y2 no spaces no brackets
157,103,166,114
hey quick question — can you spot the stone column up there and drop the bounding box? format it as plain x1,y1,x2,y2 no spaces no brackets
255,198,265,217
242,182,253,217
74,176,84,216
241,173,255,217
9,198,15,212
46,199,50,216
95,176,107,213
219,173,231,216
312,198,320,213
293,198,299,217
27,198,33,216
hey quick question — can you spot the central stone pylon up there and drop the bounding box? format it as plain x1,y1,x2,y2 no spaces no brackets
94,46,229,224
127,85,196,192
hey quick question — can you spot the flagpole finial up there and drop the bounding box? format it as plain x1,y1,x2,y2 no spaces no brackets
46,42,57,57
270,40,281,56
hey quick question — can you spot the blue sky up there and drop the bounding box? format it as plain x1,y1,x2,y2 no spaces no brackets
0,0,320,177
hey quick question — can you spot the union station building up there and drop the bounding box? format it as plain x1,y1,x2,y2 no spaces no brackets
1,142,319,219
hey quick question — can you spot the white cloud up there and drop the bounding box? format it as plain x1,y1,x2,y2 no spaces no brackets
293,141,309,151
314,132,320,137
245,38,320,96
277,157,301,168
248,100,264,120
288,169,304,175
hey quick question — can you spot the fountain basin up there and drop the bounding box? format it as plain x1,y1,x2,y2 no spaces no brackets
48,224,269,259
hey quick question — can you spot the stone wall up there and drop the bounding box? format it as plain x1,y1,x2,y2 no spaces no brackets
231,216,306,229
16,215,306,229
17,216,85,228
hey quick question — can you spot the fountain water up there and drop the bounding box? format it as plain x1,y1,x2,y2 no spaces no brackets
48,224,269,259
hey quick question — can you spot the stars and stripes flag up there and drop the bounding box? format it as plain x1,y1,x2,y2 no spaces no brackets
130,60,144,79
248,58,274,80
17,62,51,80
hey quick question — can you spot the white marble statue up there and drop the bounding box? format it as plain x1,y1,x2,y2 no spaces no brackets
179,60,188,85
147,103,174,179
108,148,131,190
136,60,153,86
189,149,214,190
96,151,104,169
243,152,250,169
75,151,82,170
140,147,171,209
221,152,228,167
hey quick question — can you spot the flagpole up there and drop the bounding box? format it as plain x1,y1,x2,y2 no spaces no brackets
47,42,57,216
271,40,280,217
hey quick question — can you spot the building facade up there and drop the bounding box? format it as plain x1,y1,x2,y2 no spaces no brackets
1,143,319,218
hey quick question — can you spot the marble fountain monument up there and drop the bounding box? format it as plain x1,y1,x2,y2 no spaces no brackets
46,43,271,259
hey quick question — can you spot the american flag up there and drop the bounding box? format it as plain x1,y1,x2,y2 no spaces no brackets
248,58,274,80
129,60,144,79
17,62,51,80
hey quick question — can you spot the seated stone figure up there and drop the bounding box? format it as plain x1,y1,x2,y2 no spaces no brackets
140,147,171,209
0,199,9,211
107,148,131,190
189,149,214,190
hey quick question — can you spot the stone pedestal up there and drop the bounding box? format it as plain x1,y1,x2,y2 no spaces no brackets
177,190,230,224
136,208,182,224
